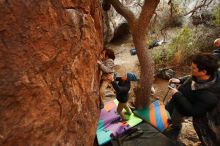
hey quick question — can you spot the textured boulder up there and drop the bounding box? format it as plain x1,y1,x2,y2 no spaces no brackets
103,0,141,43
0,0,102,145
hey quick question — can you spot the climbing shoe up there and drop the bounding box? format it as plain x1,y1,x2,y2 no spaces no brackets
99,102,104,109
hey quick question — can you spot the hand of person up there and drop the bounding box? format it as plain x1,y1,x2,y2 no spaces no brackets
169,78,180,84
100,50,106,60
99,55,104,60
97,60,102,65
107,74,114,82
169,87,178,96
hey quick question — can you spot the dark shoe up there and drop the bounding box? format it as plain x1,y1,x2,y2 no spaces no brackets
163,125,181,140
99,102,104,109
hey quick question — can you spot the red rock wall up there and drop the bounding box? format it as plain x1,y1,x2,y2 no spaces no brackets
0,0,102,145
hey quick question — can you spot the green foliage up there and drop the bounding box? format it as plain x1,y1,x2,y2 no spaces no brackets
151,48,164,65
170,27,194,59
212,5,220,26
146,37,154,48
151,26,200,66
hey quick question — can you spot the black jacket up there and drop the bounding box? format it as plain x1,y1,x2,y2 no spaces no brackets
111,77,130,103
171,71,220,117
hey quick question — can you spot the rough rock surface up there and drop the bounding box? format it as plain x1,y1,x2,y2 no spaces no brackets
103,0,141,43
0,0,102,145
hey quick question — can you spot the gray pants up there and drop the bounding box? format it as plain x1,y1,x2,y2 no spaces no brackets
170,108,183,128
165,99,183,128
168,105,219,146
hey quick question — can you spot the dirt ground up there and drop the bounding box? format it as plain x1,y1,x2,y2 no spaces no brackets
105,35,201,146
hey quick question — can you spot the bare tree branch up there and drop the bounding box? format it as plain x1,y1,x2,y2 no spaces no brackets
107,0,137,30
184,0,214,16
168,0,174,17
151,12,158,27
133,0,143,7
148,12,158,32
138,0,160,34
160,27,168,41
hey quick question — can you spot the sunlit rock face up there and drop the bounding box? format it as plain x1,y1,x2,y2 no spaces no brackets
0,0,102,146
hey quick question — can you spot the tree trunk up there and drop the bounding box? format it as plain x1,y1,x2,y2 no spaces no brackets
132,0,159,108
106,0,160,108
133,33,154,108
0,1,102,145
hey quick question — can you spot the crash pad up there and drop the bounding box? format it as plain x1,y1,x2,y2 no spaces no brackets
111,122,181,146
96,100,142,145
134,100,170,132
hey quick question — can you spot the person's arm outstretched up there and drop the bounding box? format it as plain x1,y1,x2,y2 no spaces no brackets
97,59,114,73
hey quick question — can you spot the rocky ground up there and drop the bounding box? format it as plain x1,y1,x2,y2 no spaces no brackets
105,34,201,146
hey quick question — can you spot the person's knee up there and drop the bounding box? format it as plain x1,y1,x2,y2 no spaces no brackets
99,89,104,95
100,84,105,91
99,85,106,96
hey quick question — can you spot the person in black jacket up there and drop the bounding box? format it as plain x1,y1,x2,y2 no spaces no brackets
165,53,220,146
108,72,139,121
